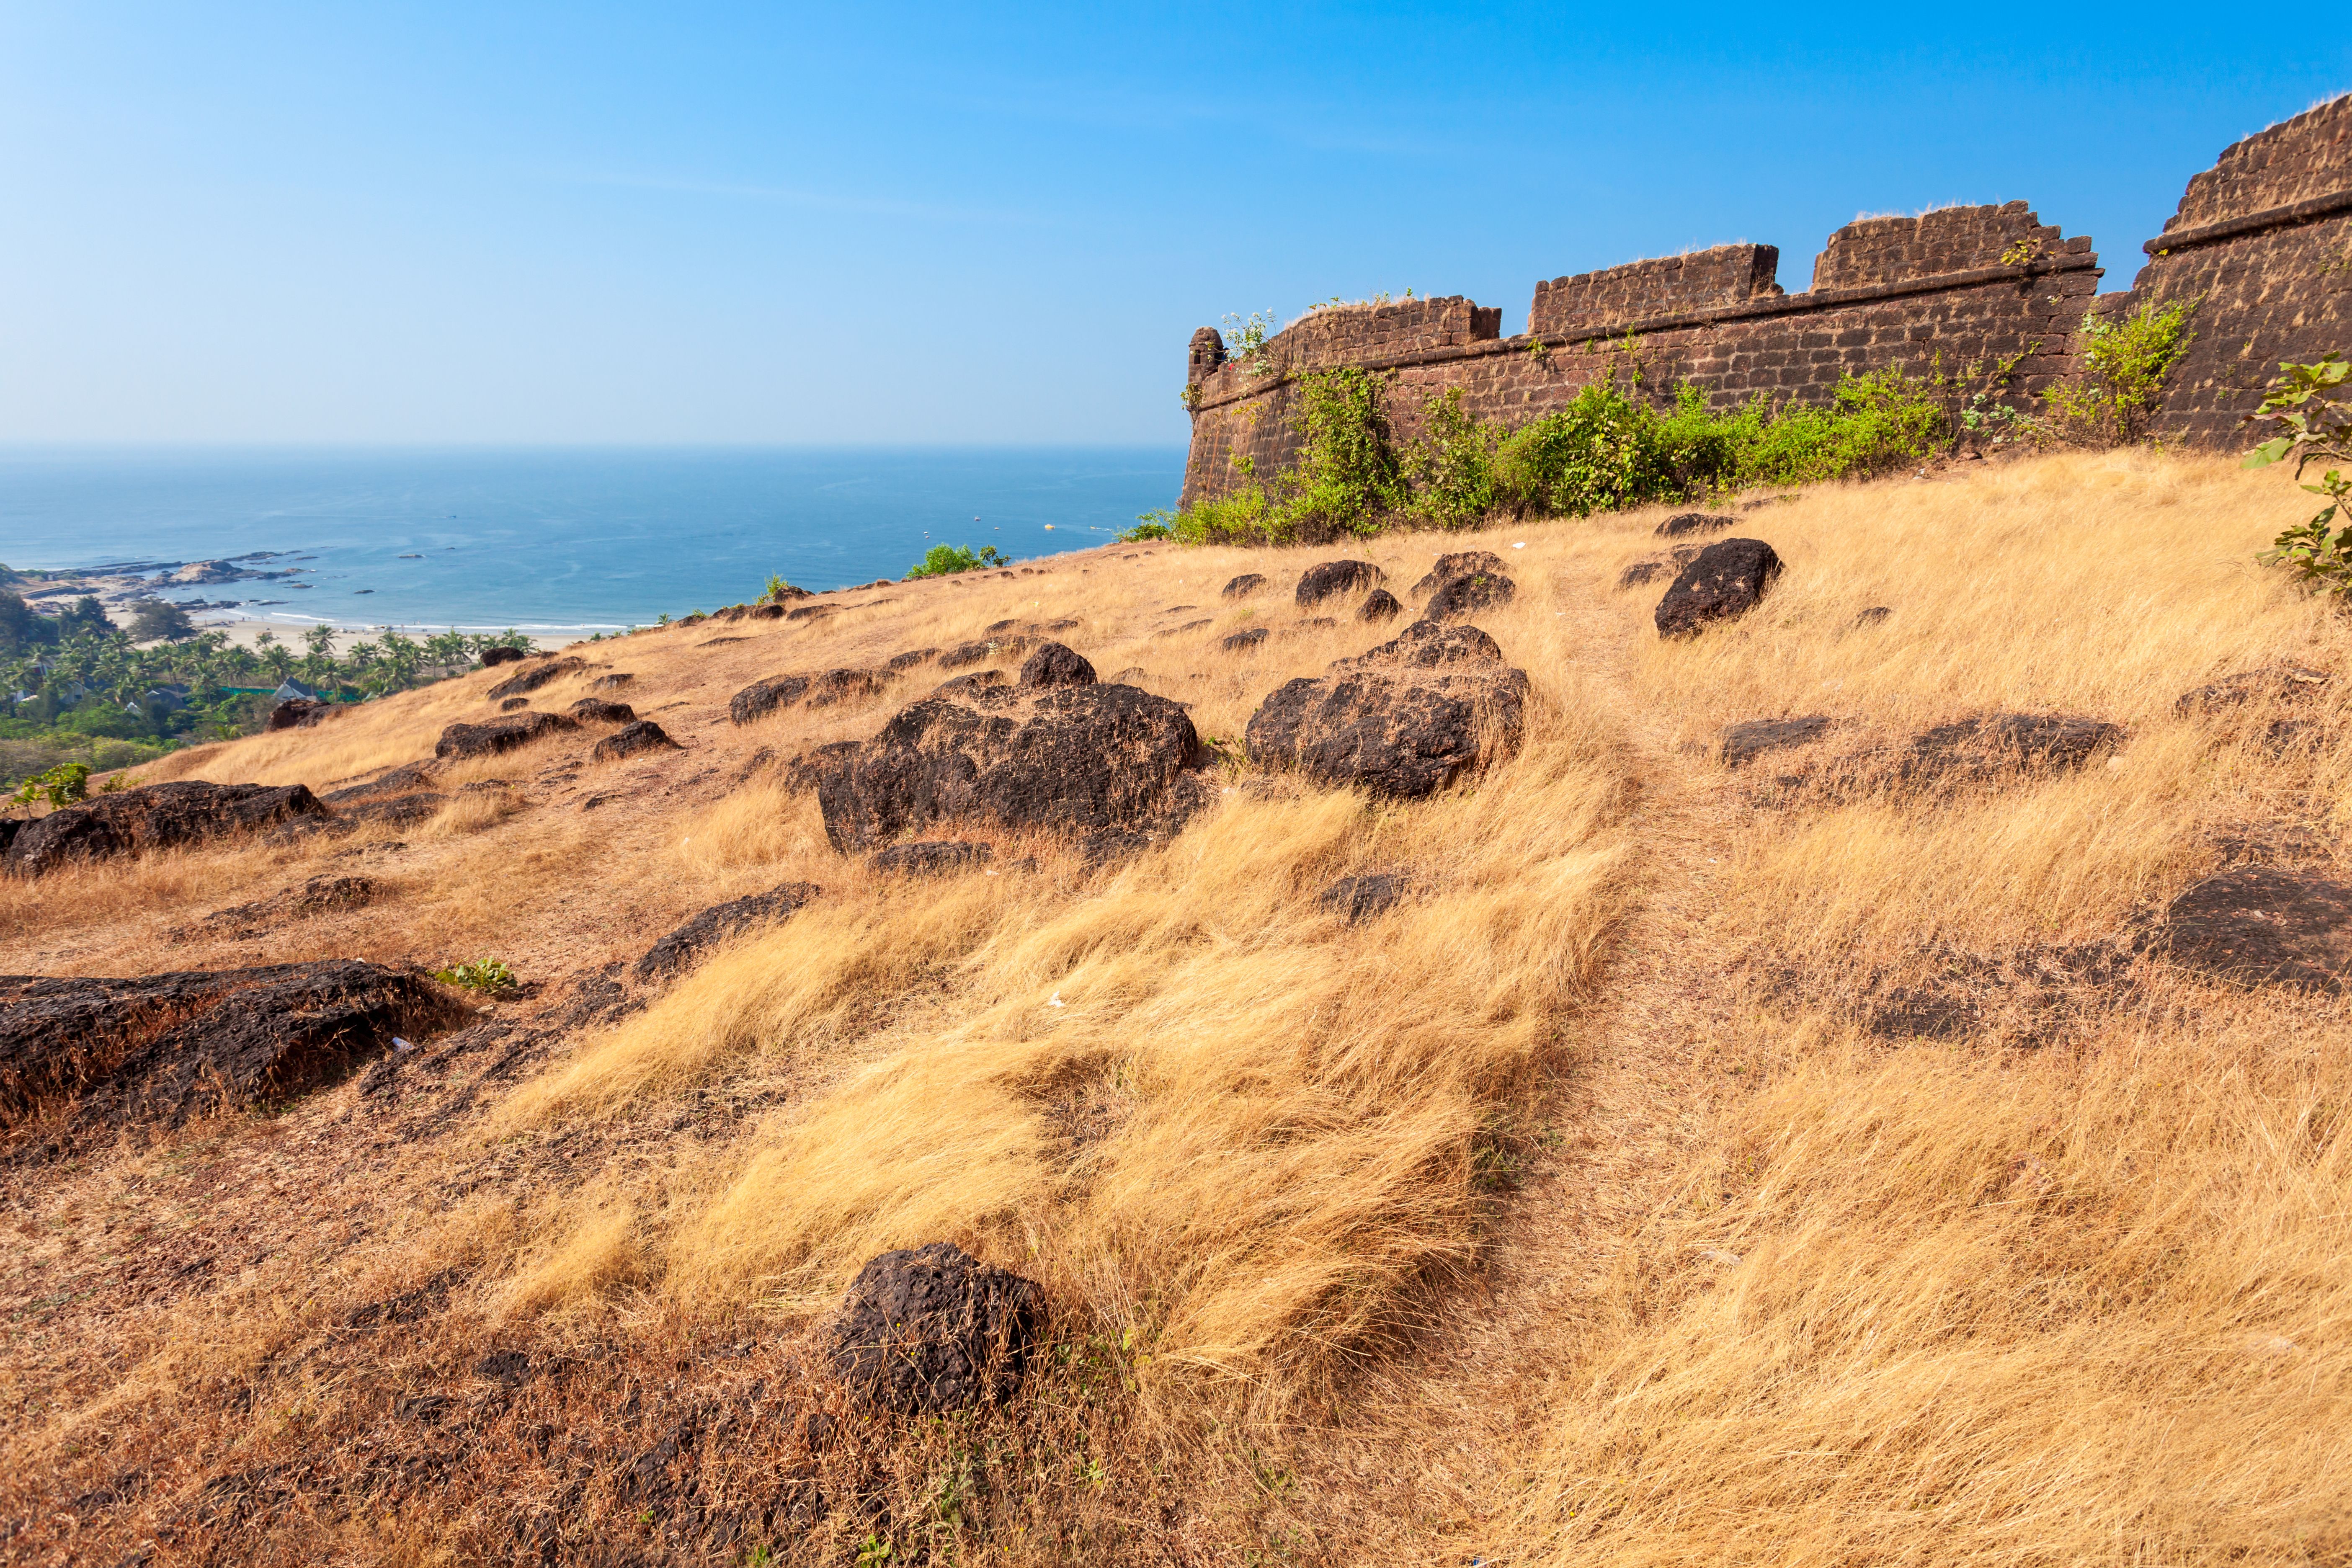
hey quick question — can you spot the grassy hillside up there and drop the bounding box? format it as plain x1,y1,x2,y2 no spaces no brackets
3,448,2347,1565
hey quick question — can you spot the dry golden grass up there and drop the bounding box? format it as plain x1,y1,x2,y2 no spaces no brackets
7,448,2352,1566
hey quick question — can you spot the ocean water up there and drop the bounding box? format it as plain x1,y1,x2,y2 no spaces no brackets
0,446,1189,635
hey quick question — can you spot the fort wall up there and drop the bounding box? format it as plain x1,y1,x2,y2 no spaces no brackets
1180,98,2352,506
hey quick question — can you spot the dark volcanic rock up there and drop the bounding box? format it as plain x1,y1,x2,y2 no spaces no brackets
1854,606,1892,628
1656,512,1736,538
869,840,995,877
2161,867,2352,992
1721,716,1833,768
781,741,860,794
481,646,528,668
1656,539,1782,638
1244,620,1529,799
0,961,473,1146
634,882,822,983
1424,570,1517,621
591,672,635,691
434,712,577,761
1295,560,1386,607
342,793,447,826
786,603,834,622
1222,573,1268,599
806,668,892,709
934,670,1008,699
2174,665,2331,716
592,720,681,762
814,683,1209,852
731,673,813,725
1357,588,1403,622
1897,713,2123,786
887,648,939,671
498,696,531,713
1221,627,1269,653
487,656,588,700
986,619,1020,634
1409,551,1507,600
183,875,377,940
1018,642,1096,689
4,782,331,879
569,698,637,725
825,1243,1042,1413
1617,560,1670,590
322,765,437,805
1154,619,1213,639
1318,872,1405,922
939,637,1031,671
265,699,337,732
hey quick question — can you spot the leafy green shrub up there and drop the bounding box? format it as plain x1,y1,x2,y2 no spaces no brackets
905,543,1009,579
2249,355,2352,592
1402,388,1502,529
433,958,516,995
1119,511,1176,542
8,761,89,814
2044,298,2196,443
1174,361,1957,544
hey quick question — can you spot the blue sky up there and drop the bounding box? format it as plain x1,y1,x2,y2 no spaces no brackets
3,3,2344,446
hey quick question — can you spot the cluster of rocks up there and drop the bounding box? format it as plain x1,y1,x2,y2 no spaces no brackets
3,781,330,879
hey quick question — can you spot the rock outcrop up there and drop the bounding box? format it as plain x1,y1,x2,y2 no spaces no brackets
2174,665,2331,715
1424,570,1517,621
1318,872,1406,922
487,657,588,700
805,668,892,709
634,882,822,982
0,961,472,1147
1245,620,1529,799
435,712,577,760
4,782,331,879
825,1243,1043,1413
1017,643,1096,689
731,674,812,725
1655,539,1782,638
569,698,637,724
2161,867,2352,992
1409,551,1507,600
592,720,681,762
480,646,527,667
1222,573,1268,598
1656,512,1736,537
1357,588,1403,622
814,682,1209,852
1295,560,1385,607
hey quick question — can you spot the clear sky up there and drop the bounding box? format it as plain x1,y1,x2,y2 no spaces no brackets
3,3,2345,446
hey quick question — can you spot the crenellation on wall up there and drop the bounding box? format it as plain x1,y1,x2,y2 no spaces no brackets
1810,202,2073,291
2130,95,2352,446
2162,95,2352,232
1529,245,1783,336
1179,99,2352,506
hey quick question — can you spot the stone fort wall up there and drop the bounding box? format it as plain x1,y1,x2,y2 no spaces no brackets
1179,96,2352,506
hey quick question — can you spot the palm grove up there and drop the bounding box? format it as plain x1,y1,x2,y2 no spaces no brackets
1,569,525,789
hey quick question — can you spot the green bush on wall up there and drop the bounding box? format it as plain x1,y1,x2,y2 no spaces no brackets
1177,362,1957,547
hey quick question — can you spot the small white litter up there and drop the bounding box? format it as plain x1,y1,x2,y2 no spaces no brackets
1513,541,1527,549
1698,1248,1743,1267
1047,992,1066,1008
393,1037,415,1053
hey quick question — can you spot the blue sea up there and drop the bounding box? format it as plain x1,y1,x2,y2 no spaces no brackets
0,446,1188,635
